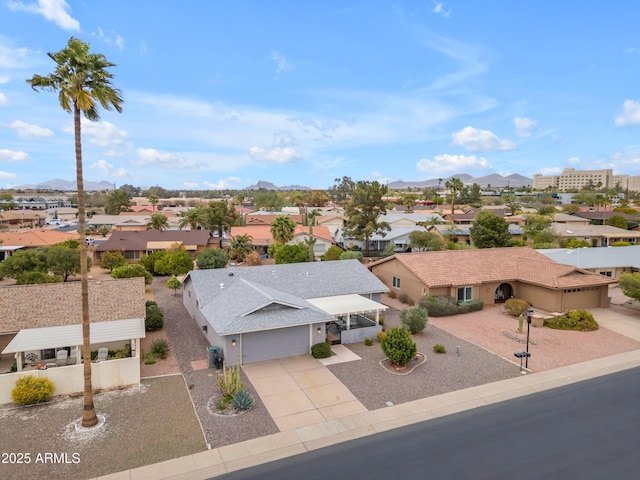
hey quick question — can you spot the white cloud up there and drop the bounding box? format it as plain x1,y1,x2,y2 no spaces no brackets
135,148,198,169
7,0,80,31
0,43,31,69
416,154,490,174
432,1,451,18
0,93,8,106
0,75,9,84
567,156,580,166
70,121,128,147
615,99,640,127
249,146,302,164
513,117,536,137
203,177,242,190
0,149,29,162
90,159,130,179
0,170,18,180
9,120,53,138
95,27,125,51
451,126,516,152
271,51,293,74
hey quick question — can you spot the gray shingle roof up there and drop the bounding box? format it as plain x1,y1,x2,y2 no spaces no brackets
538,245,640,269
185,260,388,334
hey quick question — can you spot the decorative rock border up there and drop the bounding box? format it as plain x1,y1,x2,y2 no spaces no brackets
379,353,427,376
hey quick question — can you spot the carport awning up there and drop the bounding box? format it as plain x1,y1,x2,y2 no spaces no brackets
307,294,387,316
1,318,145,354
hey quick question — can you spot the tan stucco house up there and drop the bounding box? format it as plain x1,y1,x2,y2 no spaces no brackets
369,247,615,312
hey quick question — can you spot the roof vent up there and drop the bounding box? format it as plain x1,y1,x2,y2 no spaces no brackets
228,272,234,276
219,283,225,288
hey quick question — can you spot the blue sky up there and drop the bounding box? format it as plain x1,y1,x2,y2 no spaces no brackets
1,1,640,190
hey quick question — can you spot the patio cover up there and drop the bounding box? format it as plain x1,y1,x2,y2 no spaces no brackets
1,318,145,354
307,294,387,316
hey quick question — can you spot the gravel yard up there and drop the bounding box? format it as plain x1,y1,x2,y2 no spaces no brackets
2,276,637,480
0,375,205,480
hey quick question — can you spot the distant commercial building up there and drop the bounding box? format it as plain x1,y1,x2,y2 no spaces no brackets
533,168,640,192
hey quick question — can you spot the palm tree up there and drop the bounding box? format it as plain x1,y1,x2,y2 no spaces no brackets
306,209,321,261
28,37,123,428
178,208,205,230
230,234,254,262
147,213,169,230
445,177,464,223
148,195,158,212
271,215,296,244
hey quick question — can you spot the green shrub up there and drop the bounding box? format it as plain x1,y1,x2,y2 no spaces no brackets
380,327,417,367
418,295,483,316
376,331,387,343
340,250,363,262
504,298,531,317
400,305,428,334
231,390,254,411
217,361,243,397
458,299,484,314
145,300,164,331
433,344,446,354
398,292,410,304
215,399,227,411
311,342,332,359
418,295,459,317
150,339,170,360
144,357,156,365
321,245,344,261
12,375,55,406
364,337,374,346
111,263,153,285
544,309,599,332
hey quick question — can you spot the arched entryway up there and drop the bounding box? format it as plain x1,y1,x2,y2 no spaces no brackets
494,283,513,303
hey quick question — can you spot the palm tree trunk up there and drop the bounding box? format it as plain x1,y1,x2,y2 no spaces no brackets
75,105,98,428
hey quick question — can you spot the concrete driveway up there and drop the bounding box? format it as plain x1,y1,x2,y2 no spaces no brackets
587,307,640,342
242,355,367,432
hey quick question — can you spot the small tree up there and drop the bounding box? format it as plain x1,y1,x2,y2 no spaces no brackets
321,245,344,261
196,248,228,269
166,275,181,295
100,250,128,271
400,305,428,334
339,250,363,262
145,300,164,331
380,327,417,367
111,263,153,285
619,272,640,301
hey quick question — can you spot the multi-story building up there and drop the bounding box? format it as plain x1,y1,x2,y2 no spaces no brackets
533,168,640,192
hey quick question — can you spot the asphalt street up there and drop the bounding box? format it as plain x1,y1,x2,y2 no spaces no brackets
217,367,640,480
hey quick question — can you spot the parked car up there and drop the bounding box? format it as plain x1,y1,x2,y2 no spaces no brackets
46,219,69,227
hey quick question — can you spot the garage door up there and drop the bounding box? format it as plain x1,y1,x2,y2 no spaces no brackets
242,325,310,364
562,288,603,311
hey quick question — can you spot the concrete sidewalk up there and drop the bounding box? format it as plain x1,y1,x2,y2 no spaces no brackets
93,349,640,480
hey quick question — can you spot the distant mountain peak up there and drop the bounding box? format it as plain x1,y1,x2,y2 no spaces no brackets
387,173,532,190
14,179,117,191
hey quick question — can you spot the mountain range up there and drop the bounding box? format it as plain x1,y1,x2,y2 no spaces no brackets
14,179,116,191
14,173,531,192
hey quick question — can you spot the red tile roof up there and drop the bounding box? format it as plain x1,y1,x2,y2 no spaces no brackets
0,230,79,247
370,247,614,290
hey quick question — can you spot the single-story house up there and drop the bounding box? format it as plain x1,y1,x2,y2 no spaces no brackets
245,213,304,226
334,225,434,252
225,225,336,257
0,229,80,249
550,223,640,247
378,212,445,227
182,260,389,365
0,277,146,404
538,245,640,279
369,247,615,312
506,212,591,227
88,214,183,232
426,224,524,245
94,229,215,264
288,225,335,257
0,210,47,228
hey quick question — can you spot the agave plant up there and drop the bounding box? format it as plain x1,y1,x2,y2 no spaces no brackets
231,390,254,411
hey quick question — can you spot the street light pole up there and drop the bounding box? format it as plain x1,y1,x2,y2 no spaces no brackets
526,307,533,368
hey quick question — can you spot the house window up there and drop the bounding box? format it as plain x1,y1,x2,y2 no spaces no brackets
457,286,473,302
599,271,612,277
392,276,401,289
